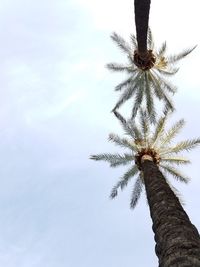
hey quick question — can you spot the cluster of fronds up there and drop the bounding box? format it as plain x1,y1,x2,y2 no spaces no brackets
91,110,200,208
107,29,196,121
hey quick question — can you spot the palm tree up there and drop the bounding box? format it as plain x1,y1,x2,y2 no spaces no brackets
91,110,200,266
134,0,151,64
107,30,196,122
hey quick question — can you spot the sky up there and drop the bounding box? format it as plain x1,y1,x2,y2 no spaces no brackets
0,0,199,266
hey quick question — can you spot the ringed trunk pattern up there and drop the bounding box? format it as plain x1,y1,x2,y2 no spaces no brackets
141,159,200,267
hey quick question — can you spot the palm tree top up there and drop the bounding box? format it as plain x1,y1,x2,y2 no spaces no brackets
108,29,196,121
90,110,200,208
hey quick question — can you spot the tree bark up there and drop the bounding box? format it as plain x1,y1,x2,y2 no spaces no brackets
134,0,151,56
141,159,200,267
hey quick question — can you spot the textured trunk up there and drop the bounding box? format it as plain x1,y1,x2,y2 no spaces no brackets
141,159,200,267
134,0,151,56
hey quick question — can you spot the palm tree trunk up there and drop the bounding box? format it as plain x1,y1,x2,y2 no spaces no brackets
141,158,200,267
134,0,151,56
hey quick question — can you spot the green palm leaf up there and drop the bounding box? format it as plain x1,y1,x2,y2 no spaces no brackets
111,32,132,55
144,72,156,123
157,41,167,57
110,165,139,198
161,138,200,154
147,28,154,50
160,163,190,183
108,133,136,151
161,156,190,165
160,119,185,147
130,174,143,208
167,46,197,63
106,63,136,73
90,153,133,168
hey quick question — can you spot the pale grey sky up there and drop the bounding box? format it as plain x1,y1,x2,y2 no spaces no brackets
0,0,199,266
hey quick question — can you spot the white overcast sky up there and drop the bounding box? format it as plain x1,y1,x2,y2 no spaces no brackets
0,0,199,266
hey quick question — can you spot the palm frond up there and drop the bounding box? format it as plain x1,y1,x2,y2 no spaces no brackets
113,72,142,109
161,156,190,165
139,108,150,143
144,72,156,123
113,110,126,125
157,41,167,57
110,32,132,55
160,90,174,113
162,138,200,154
113,84,136,110
115,76,134,91
167,46,197,63
108,133,136,151
152,113,169,147
147,28,154,50
156,67,179,77
131,75,145,119
160,119,185,147
110,165,139,198
152,70,177,94
106,63,136,73
123,120,142,140
130,34,137,50
90,153,133,168
130,174,143,209
148,71,163,100
160,163,190,183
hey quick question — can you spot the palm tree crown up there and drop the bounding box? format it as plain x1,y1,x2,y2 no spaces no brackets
91,110,200,208
107,29,196,122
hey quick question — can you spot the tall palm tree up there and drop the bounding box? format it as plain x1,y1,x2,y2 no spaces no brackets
107,30,196,122
134,0,152,65
91,110,200,266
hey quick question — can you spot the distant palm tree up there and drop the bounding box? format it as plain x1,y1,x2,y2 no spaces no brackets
134,0,151,63
91,110,200,266
107,30,196,122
